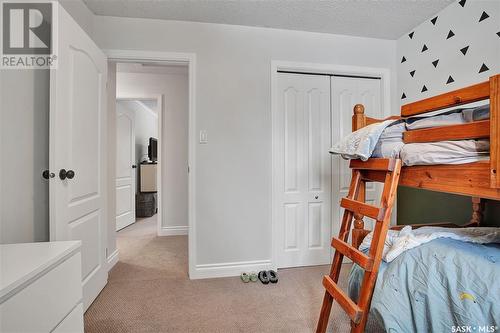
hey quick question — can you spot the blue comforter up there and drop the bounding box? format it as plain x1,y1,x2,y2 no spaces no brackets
348,238,500,333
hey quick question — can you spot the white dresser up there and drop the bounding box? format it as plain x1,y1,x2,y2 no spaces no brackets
0,241,84,333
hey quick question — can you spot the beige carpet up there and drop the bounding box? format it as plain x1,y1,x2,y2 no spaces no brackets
85,216,382,332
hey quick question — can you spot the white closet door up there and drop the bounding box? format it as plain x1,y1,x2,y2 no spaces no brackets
331,76,383,237
275,73,332,268
115,102,136,231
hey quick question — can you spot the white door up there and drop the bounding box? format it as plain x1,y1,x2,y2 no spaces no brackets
331,76,383,237
275,73,331,268
116,102,136,231
50,4,108,310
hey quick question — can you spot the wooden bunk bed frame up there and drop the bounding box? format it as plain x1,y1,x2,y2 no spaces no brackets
316,75,500,333
351,74,500,249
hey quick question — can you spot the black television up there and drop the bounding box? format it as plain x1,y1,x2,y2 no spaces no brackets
148,137,158,162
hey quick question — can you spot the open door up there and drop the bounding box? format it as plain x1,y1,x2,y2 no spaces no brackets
116,102,136,231
50,4,108,310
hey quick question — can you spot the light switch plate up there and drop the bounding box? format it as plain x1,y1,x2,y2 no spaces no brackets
199,130,208,144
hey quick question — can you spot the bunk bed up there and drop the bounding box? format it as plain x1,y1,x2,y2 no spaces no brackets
316,74,500,333
351,74,500,248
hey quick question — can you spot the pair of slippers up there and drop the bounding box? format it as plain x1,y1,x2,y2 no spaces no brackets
258,270,278,284
240,272,258,283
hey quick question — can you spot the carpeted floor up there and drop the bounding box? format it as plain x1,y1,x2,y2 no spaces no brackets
84,216,382,332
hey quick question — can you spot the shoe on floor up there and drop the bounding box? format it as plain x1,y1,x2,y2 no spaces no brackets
241,272,250,283
258,270,270,284
268,270,278,283
249,272,258,282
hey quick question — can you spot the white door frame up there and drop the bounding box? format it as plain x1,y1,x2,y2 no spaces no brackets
270,60,393,269
106,50,197,278
115,96,162,233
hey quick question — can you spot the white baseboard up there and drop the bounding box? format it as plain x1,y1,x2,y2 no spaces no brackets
190,259,272,279
107,249,119,271
158,226,188,236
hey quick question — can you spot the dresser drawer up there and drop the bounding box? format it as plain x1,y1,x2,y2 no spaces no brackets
0,252,82,332
53,303,84,333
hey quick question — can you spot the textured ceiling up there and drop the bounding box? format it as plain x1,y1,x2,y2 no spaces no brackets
84,0,454,39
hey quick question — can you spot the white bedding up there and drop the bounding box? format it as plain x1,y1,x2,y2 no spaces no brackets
359,226,500,262
400,140,489,166
330,104,491,165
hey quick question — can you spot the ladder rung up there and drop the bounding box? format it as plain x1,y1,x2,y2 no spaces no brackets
322,275,363,324
331,237,374,271
340,198,385,220
349,158,397,171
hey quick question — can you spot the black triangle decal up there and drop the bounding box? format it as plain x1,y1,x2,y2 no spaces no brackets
432,59,439,68
446,76,454,84
479,63,489,73
421,85,428,93
460,46,469,55
479,11,489,22
401,93,407,99
497,32,500,38
447,30,455,39
431,16,438,25
409,32,414,39
458,0,466,7
410,70,415,77
401,56,407,63
421,44,428,52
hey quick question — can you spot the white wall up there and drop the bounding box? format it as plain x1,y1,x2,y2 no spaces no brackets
95,16,398,272
0,70,50,244
397,0,499,104
58,0,95,39
117,72,189,231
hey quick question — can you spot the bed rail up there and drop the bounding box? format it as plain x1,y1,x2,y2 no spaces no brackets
401,81,490,117
402,120,490,143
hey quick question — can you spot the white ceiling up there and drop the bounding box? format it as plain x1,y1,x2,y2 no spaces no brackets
84,0,453,39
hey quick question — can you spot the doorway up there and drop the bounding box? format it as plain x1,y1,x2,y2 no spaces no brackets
115,97,160,231
107,53,195,277
271,63,390,269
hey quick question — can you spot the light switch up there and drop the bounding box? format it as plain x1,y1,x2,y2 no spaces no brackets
199,130,208,144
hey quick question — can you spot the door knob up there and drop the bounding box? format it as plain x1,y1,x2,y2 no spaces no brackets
59,169,75,180
132,165,137,169
42,170,55,180
314,195,319,199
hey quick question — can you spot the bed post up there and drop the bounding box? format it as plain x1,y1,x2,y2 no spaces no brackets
352,104,366,131
351,104,368,248
469,197,484,226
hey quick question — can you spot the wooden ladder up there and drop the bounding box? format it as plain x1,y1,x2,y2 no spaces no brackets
316,158,402,333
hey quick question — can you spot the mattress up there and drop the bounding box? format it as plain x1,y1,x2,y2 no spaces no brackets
348,238,500,333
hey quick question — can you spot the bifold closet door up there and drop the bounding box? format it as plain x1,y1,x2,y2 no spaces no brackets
330,76,383,237
275,73,332,268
